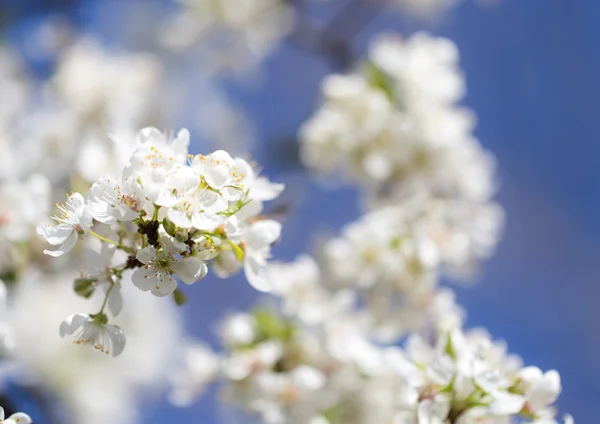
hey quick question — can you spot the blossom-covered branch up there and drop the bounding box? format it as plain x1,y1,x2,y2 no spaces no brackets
37,127,284,356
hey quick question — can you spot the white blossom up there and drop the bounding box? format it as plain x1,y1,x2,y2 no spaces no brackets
0,407,32,424
169,342,221,406
163,0,295,73
241,219,282,292
59,313,126,357
37,192,93,257
133,237,208,297
88,176,146,224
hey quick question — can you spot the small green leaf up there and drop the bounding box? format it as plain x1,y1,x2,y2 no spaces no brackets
218,190,251,217
444,332,457,361
365,61,395,102
226,239,245,262
252,308,296,343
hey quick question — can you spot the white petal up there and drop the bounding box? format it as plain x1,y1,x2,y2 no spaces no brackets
132,267,158,292
6,413,32,424
161,235,187,253
154,272,178,296
528,370,561,411
37,224,73,245
69,192,86,210
246,220,281,250
90,202,116,224
489,392,526,415
204,164,230,189
137,127,164,145
292,366,325,391
107,285,123,317
250,177,284,201
172,128,190,162
200,191,228,213
59,313,90,337
173,257,207,284
136,246,156,264
168,209,194,229
44,231,78,257
105,325,126,357
191,213,224,231
244,256,271,292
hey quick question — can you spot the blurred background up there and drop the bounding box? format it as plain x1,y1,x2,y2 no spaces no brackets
0,0,598,422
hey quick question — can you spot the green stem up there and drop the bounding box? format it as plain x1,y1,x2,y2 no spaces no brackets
152,204,160,221
118,221,132,238
99,283,115,315
90,230,135,254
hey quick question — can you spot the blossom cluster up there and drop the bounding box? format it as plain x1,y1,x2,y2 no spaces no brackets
0,1,577,423
0,21,266,420
37,127,283,356
301,32,494,208
319,201,501,341
170,304,572,424
163,0,294,72
296,33,503,342
0,41,196,422
168,29,573,424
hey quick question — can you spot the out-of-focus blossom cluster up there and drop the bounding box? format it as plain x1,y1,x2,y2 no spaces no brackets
0,42,191,423
298,33,503,340
163,0,295,73
0,0,572,422
301,33,495,209
320,202,500,341
36,127,283,356
7,272,184,424
171,304,572,424
170,30,572,424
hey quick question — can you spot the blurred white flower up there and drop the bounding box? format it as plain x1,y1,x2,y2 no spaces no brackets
9,270,184,424
300,33,497,213
241,220,282,292
0,407,32,424
37,192,93,257
169,342,221,406
163,0,295,73
53,38,161,126
59,313,126,357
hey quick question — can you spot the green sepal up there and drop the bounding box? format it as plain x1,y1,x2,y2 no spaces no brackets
173,288,188,306
163,217,178,236
74,278,96,299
